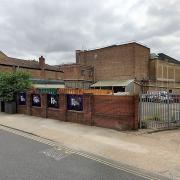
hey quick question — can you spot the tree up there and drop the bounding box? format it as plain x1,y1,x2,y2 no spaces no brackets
0,71,32,102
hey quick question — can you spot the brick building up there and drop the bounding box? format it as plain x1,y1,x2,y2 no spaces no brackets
59,63,94,89
60,42,180,94
0,51,64,88
149,53,180,93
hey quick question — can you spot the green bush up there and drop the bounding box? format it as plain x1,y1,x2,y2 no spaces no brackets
144,114,162,122
0,71,32,102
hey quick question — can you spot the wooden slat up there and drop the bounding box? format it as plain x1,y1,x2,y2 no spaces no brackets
58,88,112,95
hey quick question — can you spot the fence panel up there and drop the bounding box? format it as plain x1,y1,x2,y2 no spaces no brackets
58,88,112,95
139,93,180,129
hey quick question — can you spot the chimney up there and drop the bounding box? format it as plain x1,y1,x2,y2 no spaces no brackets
76,50,81,63
39,56,45,69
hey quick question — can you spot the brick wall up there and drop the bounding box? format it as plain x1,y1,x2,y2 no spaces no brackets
60,64,93,81
92,95,138,130
77,42,150,81
134,44,150,80
17,93,139,131
0,65,63,80
0,65,14,72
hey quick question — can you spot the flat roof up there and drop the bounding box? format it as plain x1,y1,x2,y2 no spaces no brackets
77,41,150,53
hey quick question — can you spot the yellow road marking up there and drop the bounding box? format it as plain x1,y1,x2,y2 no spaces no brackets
0,125,161,180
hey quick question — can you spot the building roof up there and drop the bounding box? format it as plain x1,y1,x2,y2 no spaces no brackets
0,52,62,72
58,63,93,69
158,53,180,64
91,80,134,87
0,51,7,59
77,41,150,53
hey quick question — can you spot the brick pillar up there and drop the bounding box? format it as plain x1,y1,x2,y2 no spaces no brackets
133,95,139,130
59,93,67,121
41,94,47,118
27,92,32,115
83,93,93,125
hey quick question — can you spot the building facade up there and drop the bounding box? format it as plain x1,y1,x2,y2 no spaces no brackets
148,53,180,93
76,43,150,82
0,51,64,88
59,63,94,89
60,42,180,94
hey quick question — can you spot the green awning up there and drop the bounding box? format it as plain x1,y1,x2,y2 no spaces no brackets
37,88,57,94
31,79,65,85
91,80,134,87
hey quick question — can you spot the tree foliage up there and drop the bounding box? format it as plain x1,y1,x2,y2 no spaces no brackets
0,71,32,102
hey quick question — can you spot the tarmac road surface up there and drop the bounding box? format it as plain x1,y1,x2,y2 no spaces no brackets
0,128,161,180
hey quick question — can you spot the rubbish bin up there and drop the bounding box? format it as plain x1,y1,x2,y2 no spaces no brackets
0,101,5,112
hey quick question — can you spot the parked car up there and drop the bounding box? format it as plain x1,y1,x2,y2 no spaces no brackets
147,92,161,102
171,94,180,103
145,91,174,103
159,94,173,103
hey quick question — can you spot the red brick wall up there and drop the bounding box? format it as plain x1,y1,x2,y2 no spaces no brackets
92,95,137,130
17,93,139,131
17,105,27,114
77,43,150,81
0,65,63,80
134,44,150,80
60,64,93,81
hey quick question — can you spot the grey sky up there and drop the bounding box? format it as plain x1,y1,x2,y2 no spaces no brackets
0,0,180,65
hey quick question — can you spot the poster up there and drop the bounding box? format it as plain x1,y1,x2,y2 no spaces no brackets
32,94,41,107
47,94,59,108
19,92,26,105
67,94,83,111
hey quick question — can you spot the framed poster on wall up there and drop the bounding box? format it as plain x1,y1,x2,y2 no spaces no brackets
47,94,59,108
32,94,41,107
67,94,83,111
18,92,26,105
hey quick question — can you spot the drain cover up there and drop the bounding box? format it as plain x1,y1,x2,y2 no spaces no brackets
40,148,72,161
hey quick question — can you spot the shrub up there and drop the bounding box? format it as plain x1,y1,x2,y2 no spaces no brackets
0,71,32,102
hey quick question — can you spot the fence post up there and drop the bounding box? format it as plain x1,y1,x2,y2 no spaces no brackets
83,93,93,125
133,95,139,130
27,92,32,115
41,93,47,118
139,93,142,129
59,93,67,121
167,92,170,128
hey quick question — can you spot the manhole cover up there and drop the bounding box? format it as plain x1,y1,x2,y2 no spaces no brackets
40,147,72,161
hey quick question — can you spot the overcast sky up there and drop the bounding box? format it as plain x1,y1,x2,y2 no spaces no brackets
0,0,180,65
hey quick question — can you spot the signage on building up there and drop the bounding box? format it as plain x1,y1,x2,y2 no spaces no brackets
19,92,26,105
47,94,59,108
67,94,83,111
32,94,41,107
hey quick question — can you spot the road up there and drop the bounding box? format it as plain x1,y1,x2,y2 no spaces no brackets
0,128,159,180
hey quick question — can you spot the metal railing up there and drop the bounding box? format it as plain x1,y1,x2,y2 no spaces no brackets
139,92,180,129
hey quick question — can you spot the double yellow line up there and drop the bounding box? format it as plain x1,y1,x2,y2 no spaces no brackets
0,125,161,180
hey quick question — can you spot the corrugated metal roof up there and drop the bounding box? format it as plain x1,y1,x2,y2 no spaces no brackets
91,80,134,87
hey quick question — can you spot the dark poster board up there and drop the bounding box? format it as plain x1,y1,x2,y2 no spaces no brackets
32,94,41,107
47,94,59,108
67,94,83,111
18,92,26,105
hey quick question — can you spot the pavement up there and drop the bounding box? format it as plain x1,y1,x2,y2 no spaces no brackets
0,113,180,179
